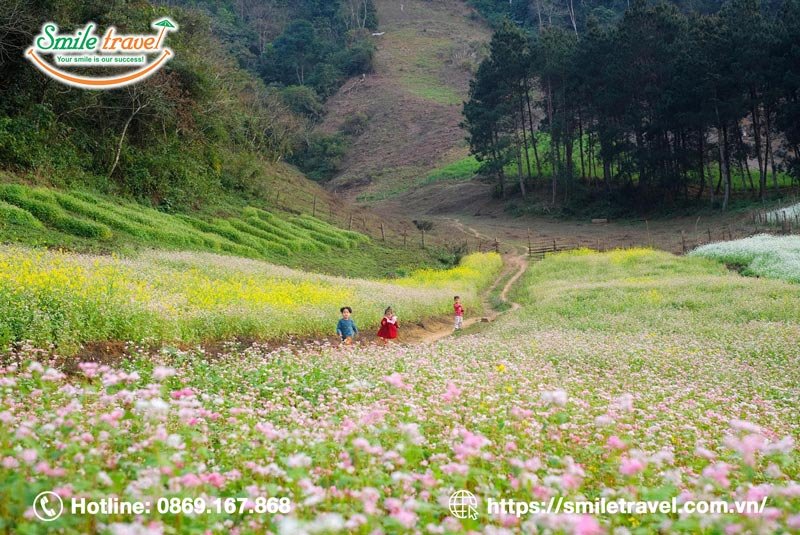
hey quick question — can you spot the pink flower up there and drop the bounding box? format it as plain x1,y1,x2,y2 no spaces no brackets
390,509,417,528
574,514,603,535
78,362,100,378
170,387,194,399
20,449,37,464
724,433,766,466
179,473,203,488
619,457,645,476
383,373,411,390
442,382,461,402
702,462,730,488
358,487,380,514
454,429,490,460
606,435,626,450
787,514,800,530
287,453,312,468
745,484,772,502
541,389,568,406
152,366,176,381
202,472,226,488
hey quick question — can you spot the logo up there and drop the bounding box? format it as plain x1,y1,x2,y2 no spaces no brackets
449,489,478,520
25,18,178,90
33,491,64,521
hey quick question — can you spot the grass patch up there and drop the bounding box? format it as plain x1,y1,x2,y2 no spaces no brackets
513,247,800,335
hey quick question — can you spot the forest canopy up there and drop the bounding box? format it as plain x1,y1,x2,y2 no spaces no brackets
462,0,800,212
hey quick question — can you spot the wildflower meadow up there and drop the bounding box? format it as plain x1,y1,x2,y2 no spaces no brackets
0,246,501,353
1,248,798,534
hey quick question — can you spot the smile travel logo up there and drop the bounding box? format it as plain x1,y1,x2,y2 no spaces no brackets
25,17,178,90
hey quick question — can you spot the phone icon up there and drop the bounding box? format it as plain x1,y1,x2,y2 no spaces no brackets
33,491,64,521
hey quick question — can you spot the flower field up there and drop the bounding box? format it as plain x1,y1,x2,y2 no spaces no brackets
1,248,798,533
690,234,800,283
0,246,501,353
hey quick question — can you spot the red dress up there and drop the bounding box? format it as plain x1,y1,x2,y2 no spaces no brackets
377,316,398,339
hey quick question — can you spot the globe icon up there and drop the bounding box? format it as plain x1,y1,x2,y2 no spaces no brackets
449,489,478,519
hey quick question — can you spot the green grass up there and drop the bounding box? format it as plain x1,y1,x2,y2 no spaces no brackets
0,183,450,279
513,247,800,335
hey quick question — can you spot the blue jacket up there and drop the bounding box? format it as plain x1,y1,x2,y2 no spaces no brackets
336,318,358,337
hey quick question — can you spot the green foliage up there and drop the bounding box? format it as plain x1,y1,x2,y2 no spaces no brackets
464,0,800,211
290,133,350,181
0,202,43,230
340,112,369,136
0,3,305,210
0,185,112,240
280,86,325,120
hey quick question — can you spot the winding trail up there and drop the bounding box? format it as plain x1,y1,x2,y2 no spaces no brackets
408,218,529,344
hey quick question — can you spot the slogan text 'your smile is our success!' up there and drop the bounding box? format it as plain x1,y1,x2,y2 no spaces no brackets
25,18,178,89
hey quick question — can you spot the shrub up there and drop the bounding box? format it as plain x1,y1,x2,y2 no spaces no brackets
0,201,43,229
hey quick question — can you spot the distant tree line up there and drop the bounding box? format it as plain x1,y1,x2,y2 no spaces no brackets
462,0,800,210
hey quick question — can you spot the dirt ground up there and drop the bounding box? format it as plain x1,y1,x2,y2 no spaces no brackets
375,179,765,254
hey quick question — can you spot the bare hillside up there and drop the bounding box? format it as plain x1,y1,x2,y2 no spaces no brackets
321,0,489,201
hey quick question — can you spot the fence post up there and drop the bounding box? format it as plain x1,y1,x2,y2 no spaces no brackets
312,195,317,217
553,238,557,252
493,238,499,253
421,229,425,248
527,229,532,258
402,230,408,246
380,222,385,242
348,214,353,231
707,228,712,242
681,231,687,253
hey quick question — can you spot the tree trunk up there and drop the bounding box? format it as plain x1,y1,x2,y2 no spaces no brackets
764,105,778,194
547,79,556,205
722,124,731,211
697,129,706,200
749,90,766,201
109,101,144,178
525,89,542,179
518,94,533,182
577,109,585,180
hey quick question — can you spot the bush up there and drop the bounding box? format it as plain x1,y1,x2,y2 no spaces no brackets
340,112,369,136
289,133,350,182
0,201,43,229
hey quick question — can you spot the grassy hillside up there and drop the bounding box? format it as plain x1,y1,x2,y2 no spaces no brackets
0,178,452,278
319,0,490,200
1,248,797,533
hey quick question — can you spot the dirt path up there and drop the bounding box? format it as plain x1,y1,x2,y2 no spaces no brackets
405,219,529,344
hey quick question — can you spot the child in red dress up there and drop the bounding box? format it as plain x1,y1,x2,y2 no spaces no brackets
453,296,464,330
377,306,398,344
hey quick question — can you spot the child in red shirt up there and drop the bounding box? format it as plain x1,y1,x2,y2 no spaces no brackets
453,296,464,330
377,306,398,344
